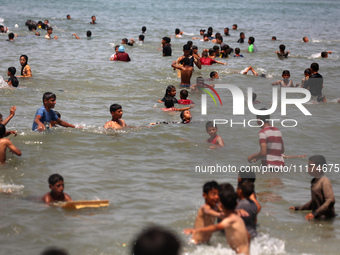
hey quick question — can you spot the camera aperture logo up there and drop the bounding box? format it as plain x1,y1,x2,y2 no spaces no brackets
201,84,312,128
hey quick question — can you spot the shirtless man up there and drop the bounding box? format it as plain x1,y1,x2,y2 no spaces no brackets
185,184,250,255
171,58,193,88
176,44,201,70
104,104,127,129
0,124,21,164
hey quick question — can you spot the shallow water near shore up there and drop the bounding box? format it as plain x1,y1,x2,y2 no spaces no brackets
1,0,340,254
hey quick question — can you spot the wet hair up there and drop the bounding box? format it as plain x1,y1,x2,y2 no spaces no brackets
139,34,144,41
48,174,64,185
115,45,120,51
208,48,215,55
240,32,244,36
187,41,193,48
180,110,189,122
252,92,257,102
132,225,181,255
180,89,188,99
164,85,175,98
216,36,223,42
162,37,171,44
310,62,319,72
164,97,174,108
86,30,92,37
202,51,208,58
272,36,277,40
122,38,128,44
249,36,255,44
213,45,219,52
210,71,217,78
238,170,256,183
203,180,219,194
8,67,16,76
47,26,53,31
235,47,240,55
110,104,122,113
219,182,235,192
221,44,229,52
91,15,95,19
203,34,209,39
180,57,190,66
175,28,180,35
183,44,190,51
54,111,61,118
0,124,6,138
206,121,216,130
279,44,286,51
0,25,4,30
238,179,254,198
8,33,13,40
233,24,238,28
215,32,221,38
282,70,290,76
141,26,146,33
28,24,37,31
207,27,213,37
302,36,308,41
43,92,56,103
219,184,237,210
20,55,28,76
321,52,328,58
192,45,198,50
224,27,229,32
256,108,270,123
309,155,326,168
304,68,311,76
41,247,69,255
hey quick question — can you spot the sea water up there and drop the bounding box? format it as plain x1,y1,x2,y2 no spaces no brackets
0,0,340,254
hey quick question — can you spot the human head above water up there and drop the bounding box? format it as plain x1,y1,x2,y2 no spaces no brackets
203,180,219,194
219,183,237,210
237,179,254,198
132,225,181,255
279,44,286,51
8,67,16,76
86,30,92,37
180,89,188,99
48,173,64,186
20,54,28,66
165,85,176,97
210,71,218,78
110,104,122,113
205,121,216,131
248,36,255,44
310,62,319,72
303,36,308,42
43,92,56,103
141,26,146,33
282,70,290,77
180,109,191,123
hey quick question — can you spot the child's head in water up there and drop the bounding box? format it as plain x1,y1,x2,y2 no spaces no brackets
279,44,286,52
206,121,218,139
165,85,176,98
203,180,220,207
210,71,219,79
303,36,308,42
179,89,188,99
272,36,277,41
109,104,123,120
304,68,311,77
180,109,191,123
7,67,16,77
164,97,175,108
141,26,146,33
48,174,65,198
248,36,255,45
235,47,241,55
282,70,290,80
237,179,254,199
219,183,238,210
132,225,181,255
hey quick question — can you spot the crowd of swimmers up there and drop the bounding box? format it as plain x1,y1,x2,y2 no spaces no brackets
0,16,337,255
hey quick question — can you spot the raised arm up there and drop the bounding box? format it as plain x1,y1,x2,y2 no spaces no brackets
72,33,80,39
1,106,16,126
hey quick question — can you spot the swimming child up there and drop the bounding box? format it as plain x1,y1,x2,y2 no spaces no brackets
8,33,15,41
141,26,146,33
175,28,183,37
32,92,78,131
321,51,332,58
177,89,194,105
45,27,58,39
161,97,191,112
138,34,144,44
200,51,227,65
275,44,290,59
122,38,135,46
289,155,335,220
19,55,32,77
158,85,178,104
233,47,243,57
297,68,311,87
210,71,219,79
66,14,71,19
90,15,96,24
6,67,19,87
113,46,131,62
0,124,21,164
271,70,295,87
72,31,92,39
247,36,257,53
185,184,250,254
238,171,261,213
272,36,277,41
104,104,127,129
171,58,193,87
42,174,72,204
303,36,308,42
184,181,223,244
206,121,224,148
232,24,238,30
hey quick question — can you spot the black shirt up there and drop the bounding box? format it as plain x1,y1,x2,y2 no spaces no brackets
303,73,323,96
163,44,172,56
